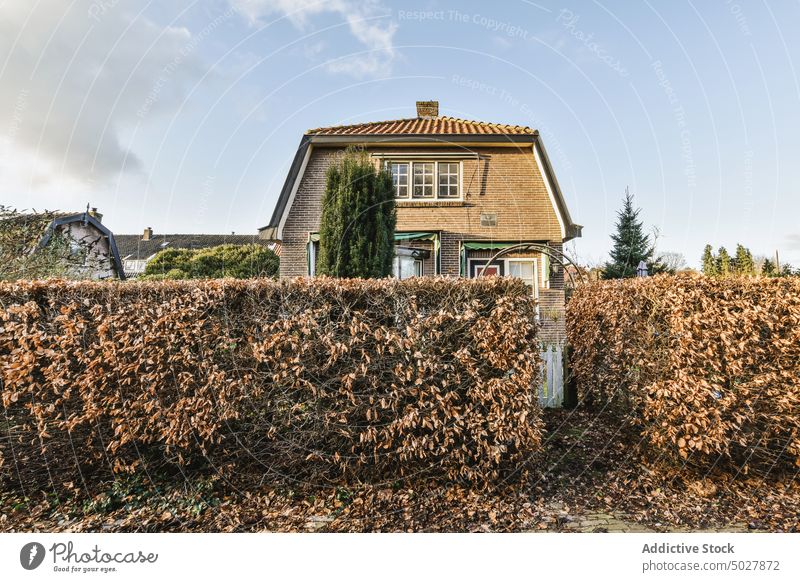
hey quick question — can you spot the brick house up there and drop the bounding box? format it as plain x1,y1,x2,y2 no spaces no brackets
259,101,581,342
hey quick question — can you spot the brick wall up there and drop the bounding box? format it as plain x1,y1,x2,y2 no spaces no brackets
391,146,562,241
279,148,338,278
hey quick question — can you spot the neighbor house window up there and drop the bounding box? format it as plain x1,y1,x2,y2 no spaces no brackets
412,162,435,198
438,162,459,198
388,162,409,198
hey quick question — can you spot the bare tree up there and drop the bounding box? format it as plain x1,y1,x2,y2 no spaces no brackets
657,251,687,273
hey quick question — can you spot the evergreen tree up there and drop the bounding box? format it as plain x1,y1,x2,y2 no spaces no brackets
734,244,755,276
602,189,657,279
317,147,396,278
701,244,717,276
761,258,776,277
717,246,731,277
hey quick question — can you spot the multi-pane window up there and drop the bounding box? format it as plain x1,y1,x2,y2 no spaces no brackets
508,260,538,297
412,163,435,198
438,162,459,197
389,162,409,198
386,160,461,200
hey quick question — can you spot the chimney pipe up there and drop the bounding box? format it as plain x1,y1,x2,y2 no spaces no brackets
87,207,103,222
143,227,153,241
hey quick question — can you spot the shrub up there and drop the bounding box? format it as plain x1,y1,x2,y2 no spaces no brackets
567,275,800,476
142,244,279,279
0,277,542,493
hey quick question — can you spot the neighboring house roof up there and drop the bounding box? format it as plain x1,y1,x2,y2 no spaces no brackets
115,233,274,261
307,116,535,136
261,107,582,242
1,211,79,250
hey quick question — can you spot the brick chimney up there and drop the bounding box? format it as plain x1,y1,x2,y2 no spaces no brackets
142,227,153,241
416,100,439,118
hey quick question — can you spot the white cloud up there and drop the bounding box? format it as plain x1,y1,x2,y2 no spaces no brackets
0,1,206,189
230,0,397,77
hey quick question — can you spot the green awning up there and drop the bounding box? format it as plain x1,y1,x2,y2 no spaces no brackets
395,232,440,274
394,231,437,241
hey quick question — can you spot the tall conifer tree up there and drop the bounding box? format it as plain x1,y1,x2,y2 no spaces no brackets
318,147,396,278
717,246,731,277
734,244,755,276
701,244,717,276
602,188,658,279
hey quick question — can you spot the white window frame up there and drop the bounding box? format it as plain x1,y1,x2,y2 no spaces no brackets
387,161,409,198
506,258,539,299
393,254,424,279
385,160,463,201
437,161,460,198
412,161,435,198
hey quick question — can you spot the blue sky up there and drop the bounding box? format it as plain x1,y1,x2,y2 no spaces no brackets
1,0,799,267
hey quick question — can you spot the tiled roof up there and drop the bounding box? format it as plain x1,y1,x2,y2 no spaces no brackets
307,116,535,136
115,234,274,260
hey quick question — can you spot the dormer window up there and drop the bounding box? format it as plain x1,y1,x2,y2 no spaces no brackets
386,160,461,200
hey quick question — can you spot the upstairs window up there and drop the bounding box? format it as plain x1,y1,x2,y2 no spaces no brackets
438,162,459,198
386,161,460,200
388,162,409,198
412,162,435,198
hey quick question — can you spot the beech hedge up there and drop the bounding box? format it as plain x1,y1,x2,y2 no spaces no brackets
567,275,800,476
0,277,542,493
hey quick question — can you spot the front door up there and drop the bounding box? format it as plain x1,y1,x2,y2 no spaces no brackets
468,259,505,278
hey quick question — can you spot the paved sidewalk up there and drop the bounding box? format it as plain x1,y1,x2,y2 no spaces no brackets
558,511,748,533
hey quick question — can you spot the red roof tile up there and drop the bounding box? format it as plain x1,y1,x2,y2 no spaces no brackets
307,116,535,136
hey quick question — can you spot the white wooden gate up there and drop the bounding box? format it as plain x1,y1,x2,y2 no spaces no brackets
537,343,564,408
